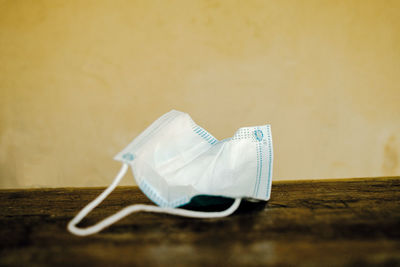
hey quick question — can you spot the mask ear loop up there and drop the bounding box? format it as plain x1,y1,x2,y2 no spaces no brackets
67,163,242,236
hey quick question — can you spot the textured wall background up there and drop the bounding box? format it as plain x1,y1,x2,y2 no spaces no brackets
0,0,399,188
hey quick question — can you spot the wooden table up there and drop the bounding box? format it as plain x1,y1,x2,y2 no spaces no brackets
1,178,399,266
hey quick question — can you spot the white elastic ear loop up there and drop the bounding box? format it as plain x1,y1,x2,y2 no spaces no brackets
67,163,242,236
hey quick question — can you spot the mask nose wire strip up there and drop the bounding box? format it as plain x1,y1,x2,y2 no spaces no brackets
67,163,242,236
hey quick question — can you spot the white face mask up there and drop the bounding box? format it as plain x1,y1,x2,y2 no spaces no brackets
68,110,273,236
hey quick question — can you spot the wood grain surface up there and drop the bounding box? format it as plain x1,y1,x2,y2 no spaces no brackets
1,178,399,266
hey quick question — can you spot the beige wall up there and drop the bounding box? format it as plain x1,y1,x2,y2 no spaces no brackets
1,0,399,188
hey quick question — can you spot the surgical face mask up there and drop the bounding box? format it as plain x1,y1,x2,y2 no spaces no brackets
68,110,273,236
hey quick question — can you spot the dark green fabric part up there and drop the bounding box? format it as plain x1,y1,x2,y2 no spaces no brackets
179,195,235,212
